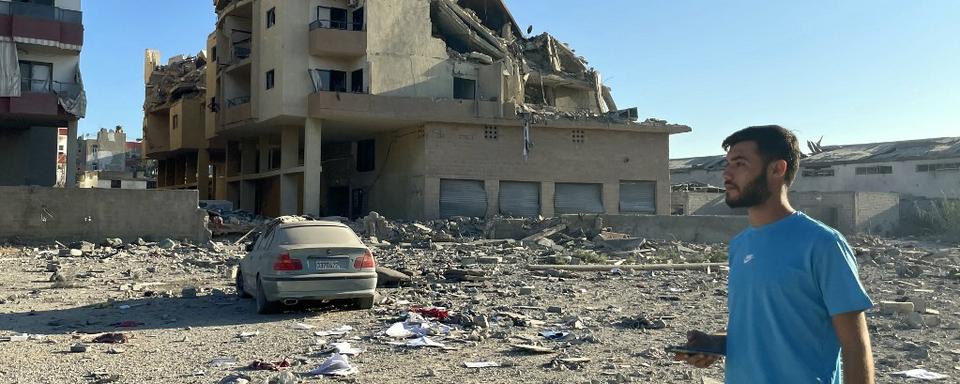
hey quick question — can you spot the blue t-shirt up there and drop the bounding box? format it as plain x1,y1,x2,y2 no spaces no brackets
725,211,873,384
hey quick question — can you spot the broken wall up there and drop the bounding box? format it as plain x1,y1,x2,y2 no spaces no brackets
366,0,452,98
0,186,210,243
562,214,749,244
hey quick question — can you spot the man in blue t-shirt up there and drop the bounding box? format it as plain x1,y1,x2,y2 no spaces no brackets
673,126,875,383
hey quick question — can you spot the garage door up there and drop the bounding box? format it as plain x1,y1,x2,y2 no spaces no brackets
554,183,604,214
620,181,656,214
499,181,540,217
440,179,487,218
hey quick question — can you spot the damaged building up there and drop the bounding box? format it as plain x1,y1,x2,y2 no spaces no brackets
0,0,85,187
142,50,217,197
142,0,690,219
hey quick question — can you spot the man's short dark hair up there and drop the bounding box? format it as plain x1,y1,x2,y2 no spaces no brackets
722,125,801,186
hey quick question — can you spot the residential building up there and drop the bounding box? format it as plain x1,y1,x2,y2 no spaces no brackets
0,0,85,187
77,126,156,189
55,126,67,186
147,0,690,220
142,50,214,198
670,136,960,200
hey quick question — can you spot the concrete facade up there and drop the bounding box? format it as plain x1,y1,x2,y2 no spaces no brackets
792,158,960,199
0,186,210,243
193,0,689,220
562,214,749,244
0,0,84,187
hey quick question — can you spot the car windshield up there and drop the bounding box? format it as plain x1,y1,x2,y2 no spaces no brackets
277,225,362,246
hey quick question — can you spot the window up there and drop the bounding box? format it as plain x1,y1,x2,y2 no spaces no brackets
453,77,476,100
356,139,375,172
268,147,281,170
571,130,585,143
351,7,364,31
266,69,275,90
58,145,64,151
855,165,893,175
310,69,346,92
266,7,276,28
211,46,217,62
18,60,53,92
172,115,179,130
917,162,960,172
351,69,364,93
484,126,498,140
801,167,835,177
110,180,122,189
315,6,348,29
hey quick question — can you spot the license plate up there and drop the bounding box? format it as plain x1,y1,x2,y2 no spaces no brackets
315,260,345,270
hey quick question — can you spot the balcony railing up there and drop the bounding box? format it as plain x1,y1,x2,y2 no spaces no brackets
0,1,82,23
309,19,363,31
226,96,250,107
20,78,82,97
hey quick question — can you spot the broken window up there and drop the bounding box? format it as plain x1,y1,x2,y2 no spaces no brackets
356,139,375,172
266,7,276,28
314,6,348,30
571,130,585,144
311,69,346,92
454,77,476,100
265,69,275,90
351,69,364,93
110,180,121,189
855,165,893,175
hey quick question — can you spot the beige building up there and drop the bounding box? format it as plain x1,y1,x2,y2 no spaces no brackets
145,0,690,219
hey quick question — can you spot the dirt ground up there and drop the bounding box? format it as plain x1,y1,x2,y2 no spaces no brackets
0,234,958,383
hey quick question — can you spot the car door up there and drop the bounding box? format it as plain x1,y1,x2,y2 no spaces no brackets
243,224,277,290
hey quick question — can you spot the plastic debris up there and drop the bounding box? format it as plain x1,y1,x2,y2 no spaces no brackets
891,369,950,380
412,306,450,320
313,325,353,337
538,330,570,340
388,336,446,348
384,315,452,338
293,322,315,330
308,353,357,376
464,361,501,368
237,331,259,339
332,342,364,356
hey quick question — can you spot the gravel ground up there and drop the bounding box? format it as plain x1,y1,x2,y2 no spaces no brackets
0,234,958,384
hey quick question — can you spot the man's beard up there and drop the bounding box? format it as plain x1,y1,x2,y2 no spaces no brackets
725,171,772,208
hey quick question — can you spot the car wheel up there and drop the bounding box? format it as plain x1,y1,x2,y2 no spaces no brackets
235,269,251,298
255,276,279,314
353,296,374,310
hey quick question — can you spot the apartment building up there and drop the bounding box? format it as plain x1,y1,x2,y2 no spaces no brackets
142,51,214,197
0,0,85,187
144,0,690,219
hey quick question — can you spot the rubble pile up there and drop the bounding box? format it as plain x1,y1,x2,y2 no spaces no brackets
143,52,206,111
0,220,958,382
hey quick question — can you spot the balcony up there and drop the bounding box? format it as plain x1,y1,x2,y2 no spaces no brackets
309,19,365,58
222,96,252,125
0,78,80,118
0,2,83,47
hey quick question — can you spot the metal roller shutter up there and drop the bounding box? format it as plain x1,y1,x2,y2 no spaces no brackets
440,179,487,218
499,181,540,217
620,181,656,213
554,183,603,214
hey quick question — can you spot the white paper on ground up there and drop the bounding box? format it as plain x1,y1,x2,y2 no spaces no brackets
332,342,364,356
464,361,500,368
293,322,315,330
314,325,353,337
309,353,357,376
891,369,950,380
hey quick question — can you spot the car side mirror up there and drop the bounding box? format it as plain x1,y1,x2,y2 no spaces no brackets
245,243,254,252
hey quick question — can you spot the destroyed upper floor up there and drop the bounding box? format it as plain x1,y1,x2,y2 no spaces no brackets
207,0,668,128
143,51,207,113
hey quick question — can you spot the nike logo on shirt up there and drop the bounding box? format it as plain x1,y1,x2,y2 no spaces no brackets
743,254,755,264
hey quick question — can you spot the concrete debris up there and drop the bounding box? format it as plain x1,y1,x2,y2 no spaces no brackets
1,216,958,382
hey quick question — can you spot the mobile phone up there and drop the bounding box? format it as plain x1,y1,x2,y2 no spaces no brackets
665,345,725,357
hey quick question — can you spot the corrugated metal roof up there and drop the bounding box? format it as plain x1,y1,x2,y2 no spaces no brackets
803,136,960,166
669,155,726,171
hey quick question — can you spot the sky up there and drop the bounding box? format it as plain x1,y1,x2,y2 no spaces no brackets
78,0,959,158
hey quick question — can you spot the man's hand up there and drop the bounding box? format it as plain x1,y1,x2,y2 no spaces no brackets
671,330,726,368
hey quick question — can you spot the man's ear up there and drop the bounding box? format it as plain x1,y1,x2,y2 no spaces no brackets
768,160,788,179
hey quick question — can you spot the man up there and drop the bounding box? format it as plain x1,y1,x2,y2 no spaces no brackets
673,126,875,383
